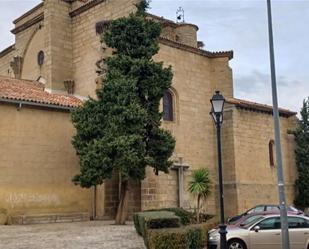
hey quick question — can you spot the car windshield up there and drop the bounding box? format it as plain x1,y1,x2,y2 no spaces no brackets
241,216,265,229
239,215,264,227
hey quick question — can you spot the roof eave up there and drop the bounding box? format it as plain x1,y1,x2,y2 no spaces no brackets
0,97,77,111
226,98,297,118
159,37,233,60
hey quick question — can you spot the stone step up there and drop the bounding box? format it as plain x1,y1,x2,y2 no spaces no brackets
10,212,90,225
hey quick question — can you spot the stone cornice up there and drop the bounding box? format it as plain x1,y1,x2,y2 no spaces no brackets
11,13,44,35
226,97,297,118
0,45,15,58
13,2,44,24
159,37,233,60
69,0,106,18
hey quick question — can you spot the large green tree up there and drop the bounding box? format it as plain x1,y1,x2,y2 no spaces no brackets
293,97,309,210
71,0,175,224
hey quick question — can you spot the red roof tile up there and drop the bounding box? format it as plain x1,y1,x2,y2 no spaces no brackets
226,97,297,117
0,76,82,109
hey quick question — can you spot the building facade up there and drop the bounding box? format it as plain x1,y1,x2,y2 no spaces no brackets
0,0,298,224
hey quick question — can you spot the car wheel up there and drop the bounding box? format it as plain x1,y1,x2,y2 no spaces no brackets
227,239,247,249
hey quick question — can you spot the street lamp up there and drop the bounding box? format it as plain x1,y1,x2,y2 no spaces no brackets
210,90,227,249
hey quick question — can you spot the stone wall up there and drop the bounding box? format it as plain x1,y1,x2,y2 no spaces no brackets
141,43,234,215
0,104,91,217
231,107,297,213
0,3,44,79
0,49,15,77
221,108,239,217
21,27,46,81
175,24,198,48
71,0,139,97
14,13,44,63
44,0,73,91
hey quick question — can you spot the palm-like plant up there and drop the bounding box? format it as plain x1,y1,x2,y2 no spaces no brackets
188,168,212,223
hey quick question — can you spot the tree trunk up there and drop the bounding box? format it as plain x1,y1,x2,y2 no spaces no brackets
115,180,129,225
197,195,201,223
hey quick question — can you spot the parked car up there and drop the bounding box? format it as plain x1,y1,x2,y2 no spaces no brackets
228,204,304,224
208,214,309,249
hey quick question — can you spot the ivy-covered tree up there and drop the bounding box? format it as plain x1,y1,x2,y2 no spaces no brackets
293,97,309,210
71,0,175,225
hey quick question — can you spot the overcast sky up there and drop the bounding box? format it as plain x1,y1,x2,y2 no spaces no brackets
0,0,308,112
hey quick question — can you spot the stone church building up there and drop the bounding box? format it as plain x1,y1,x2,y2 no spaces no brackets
0,0,298,224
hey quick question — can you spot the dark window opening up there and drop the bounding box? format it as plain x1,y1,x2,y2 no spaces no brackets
37,50,45,66
269,140,275,166
163,90,173,121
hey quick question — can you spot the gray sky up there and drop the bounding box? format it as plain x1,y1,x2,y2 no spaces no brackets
1,0,308,112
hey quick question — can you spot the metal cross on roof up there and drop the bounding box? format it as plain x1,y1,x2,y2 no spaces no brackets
176,7,185,23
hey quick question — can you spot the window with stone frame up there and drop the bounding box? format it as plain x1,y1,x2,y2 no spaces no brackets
269,140,275,166
163,90,174,121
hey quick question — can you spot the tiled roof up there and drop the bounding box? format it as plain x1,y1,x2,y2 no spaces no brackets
0,76,82,109
226,97,297,117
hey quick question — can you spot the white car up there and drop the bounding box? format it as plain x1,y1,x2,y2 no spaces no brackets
208,214,309,249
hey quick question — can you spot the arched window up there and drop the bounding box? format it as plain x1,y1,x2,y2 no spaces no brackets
269,140,275,166
163,90,174,121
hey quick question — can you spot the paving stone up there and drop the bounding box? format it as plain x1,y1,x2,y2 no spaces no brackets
0,221,146,249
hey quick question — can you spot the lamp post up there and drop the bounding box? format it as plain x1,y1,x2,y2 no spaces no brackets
210,91,227,249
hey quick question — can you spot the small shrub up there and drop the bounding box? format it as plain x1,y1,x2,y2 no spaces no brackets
134,211,180,237
159,208,194,225
133,213,142,235
147,227,188,249
198,213,214,223
186,227,202,249
147,225,204,249
146,217,181,229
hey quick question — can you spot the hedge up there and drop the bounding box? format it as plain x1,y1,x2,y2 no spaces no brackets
133,211,181,237
155,208,194,225
146,207,214,225
146,219,218,249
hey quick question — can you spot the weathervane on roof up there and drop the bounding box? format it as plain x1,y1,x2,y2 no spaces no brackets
176,7,185,23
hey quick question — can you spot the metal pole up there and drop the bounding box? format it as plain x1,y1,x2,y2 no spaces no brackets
216,118,227,249
266,1,290,248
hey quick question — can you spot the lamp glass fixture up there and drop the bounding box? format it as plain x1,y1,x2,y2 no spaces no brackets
210,91,225,114
210,108,223,124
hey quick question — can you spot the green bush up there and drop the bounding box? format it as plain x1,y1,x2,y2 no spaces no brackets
133,210,218,249
133,213,142,235
146,207,213,225
147,225,203,249
133,211,180,237
147,216,181,229
189,218,218,245
158,208,194,225
186,227,203,249
146,219,219,249
198,213,214,223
